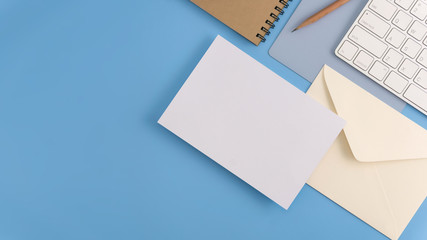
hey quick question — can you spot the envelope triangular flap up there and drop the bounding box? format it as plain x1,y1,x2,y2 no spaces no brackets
322,65,427,162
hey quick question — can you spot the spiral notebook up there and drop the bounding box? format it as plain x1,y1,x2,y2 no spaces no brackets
191,0,292,45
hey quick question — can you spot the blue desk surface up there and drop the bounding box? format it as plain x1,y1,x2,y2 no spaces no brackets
1,1,426,239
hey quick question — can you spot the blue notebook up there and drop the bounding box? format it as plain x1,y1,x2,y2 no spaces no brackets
269,0,407,112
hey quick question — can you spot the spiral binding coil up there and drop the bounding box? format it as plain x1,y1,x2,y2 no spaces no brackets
256,0,292,43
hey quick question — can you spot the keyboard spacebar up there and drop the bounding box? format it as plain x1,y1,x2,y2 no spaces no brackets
404,84,427,111
349,26,388,58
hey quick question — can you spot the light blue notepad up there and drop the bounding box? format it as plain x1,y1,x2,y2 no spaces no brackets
269,0,407,112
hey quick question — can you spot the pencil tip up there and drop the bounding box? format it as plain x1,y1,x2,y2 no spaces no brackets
291,28,297,32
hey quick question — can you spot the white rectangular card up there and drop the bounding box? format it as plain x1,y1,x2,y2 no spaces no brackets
158,36,345,209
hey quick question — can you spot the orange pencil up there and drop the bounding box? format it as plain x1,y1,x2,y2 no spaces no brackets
292,0,350,32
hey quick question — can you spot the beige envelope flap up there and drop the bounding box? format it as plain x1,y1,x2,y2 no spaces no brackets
308,66,427,240
307,66,400,239
323,65,427,162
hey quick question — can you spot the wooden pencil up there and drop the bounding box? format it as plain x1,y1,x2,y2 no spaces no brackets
292,0,350,32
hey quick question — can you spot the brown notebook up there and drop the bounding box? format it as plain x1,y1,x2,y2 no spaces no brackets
191,0,291,46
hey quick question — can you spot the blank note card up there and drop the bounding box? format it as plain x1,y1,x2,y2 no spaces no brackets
158,36,345,209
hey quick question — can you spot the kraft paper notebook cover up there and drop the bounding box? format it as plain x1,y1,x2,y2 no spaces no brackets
158,36,345,209
191,0,292,45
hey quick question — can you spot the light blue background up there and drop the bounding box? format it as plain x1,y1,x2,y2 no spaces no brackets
0,1,426,239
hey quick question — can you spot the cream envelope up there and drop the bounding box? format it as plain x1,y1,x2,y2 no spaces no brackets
307,65,427,240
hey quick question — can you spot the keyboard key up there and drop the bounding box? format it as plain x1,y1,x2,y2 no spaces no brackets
395,0,415,10
349,26,388,57
408,21,427,40
360,10,391,37
369,61,389,80
417,49,427,67
384,48,404,68
386,28,406,47
392,10,413,30
354,51,374,70
385,71,409,93
338,41,358,60
398,59,419,78
370,0,397,20
410,0,427,20
404,84,427,111
335,0,427,115
415,69,427,88
401,38,422,58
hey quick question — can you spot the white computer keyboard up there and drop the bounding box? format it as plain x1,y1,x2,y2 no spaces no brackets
335,0,427,115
